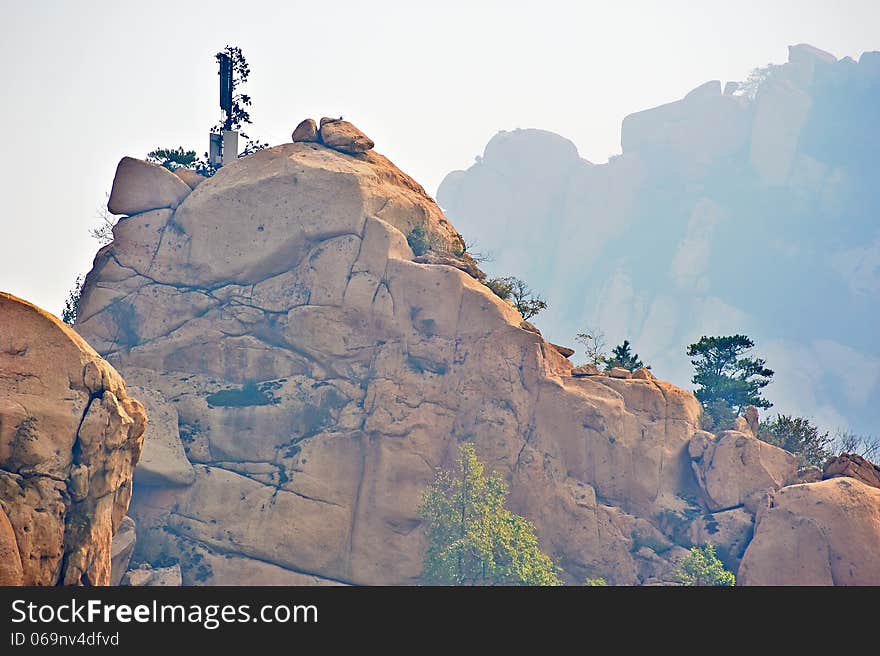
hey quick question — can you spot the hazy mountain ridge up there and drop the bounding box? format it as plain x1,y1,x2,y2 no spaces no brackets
437,44,880,435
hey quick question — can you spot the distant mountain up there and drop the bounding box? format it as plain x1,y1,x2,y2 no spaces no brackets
438,44,880,435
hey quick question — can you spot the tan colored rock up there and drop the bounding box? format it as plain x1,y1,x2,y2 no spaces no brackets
571,363,601,377
123,563,181,586
0,505,23,585
110,516,136,585
75,143,755,585
691,430,798,511
744,405,759,435
0,292,146,585
412,251,485,280
608,366,632,379
292,118,319,143
174,168,206,189
739,478,880,585
107,157,192,215
319,119,375,154
632,367,654,380
687,507,753,569
823,453,880,489
128,386,194,487
550,343,575,358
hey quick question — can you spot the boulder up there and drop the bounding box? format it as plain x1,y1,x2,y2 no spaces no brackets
174,168,206,189
632,367,654,380
739,478,880,585
128,386,194,487
319,119,375,154
0,292,146,585
823,453,880,490
608,367,632,379
0,505,23,585
110,516,137,585
550,343,575,358
571,364,601,377
107,157,193,215
123,563,182,586
292,118,319,143
690,430,798,511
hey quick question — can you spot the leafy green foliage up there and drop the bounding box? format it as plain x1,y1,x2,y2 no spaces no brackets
604,340,648,372
584,577,607,586
484,276,547,320
758,415,833,468
61,275,84,326
698,399,737,432
215,45,253,138
406,224,436,256
687,335,774,425
146,147,199,171
418,443,562,586
674,543,735,586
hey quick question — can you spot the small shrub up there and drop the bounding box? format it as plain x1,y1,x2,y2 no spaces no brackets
758,415,833,468
483,276,547,320
407,225,434,256
584,577,607,586
61,276,84,326
674,543,735,586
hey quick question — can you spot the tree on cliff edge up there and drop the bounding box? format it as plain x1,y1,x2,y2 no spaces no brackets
418,443,561,585
687,335,774,428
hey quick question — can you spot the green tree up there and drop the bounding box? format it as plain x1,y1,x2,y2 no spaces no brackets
146,147,199,171
61,275,84,326
758,415,833,468
484,276,547,320
418,443,561,586
687,335,774,426
674,543,735,586
604,340,648,372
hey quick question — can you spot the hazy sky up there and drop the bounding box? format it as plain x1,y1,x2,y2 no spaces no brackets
1,0,878,317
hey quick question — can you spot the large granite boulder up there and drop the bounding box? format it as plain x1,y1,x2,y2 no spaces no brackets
0,293,146,585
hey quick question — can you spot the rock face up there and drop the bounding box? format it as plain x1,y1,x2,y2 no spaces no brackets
0,293,146,585
75,143,719,586
738,478,880,585
689,430,798,511
110,515,137,585
823,453,880,490
108,157,193,216
76,139,880,585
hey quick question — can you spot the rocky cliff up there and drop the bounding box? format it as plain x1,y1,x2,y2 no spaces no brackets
0,293,146,585
73,120,879,584
438,44,880,437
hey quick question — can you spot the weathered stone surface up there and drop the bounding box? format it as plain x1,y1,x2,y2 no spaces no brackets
0,292,146,585
123,563,181,586
128,386,194,487
412,251,485,280
687,507,753,569
739,478,880,585
292,118,319,143
550,343,575,358
823,453,880,489
690,430,798,511
74,143,717,585
174,168,206,189
608,367,632,379
0,505,23,585
631,367,654,380
319,119,375,154
571,363,601,377
110,516,137,586
108,157,192,216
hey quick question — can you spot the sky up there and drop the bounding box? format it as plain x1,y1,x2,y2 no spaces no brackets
1,0,879,318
